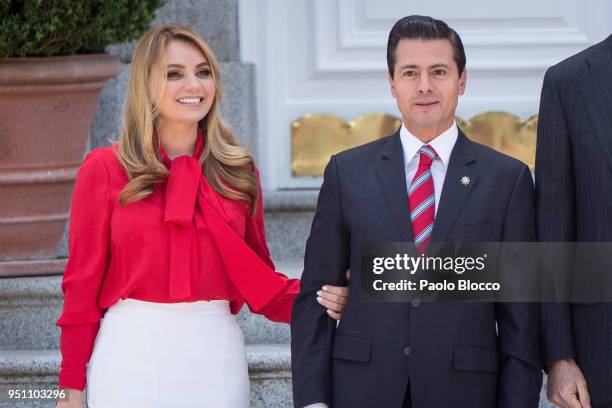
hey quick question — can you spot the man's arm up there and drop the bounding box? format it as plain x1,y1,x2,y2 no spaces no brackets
496,164,543,408
536,66,591,408
536,66,577,366
291,155,350,408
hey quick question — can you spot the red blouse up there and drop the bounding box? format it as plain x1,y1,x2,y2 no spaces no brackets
57,132,300,390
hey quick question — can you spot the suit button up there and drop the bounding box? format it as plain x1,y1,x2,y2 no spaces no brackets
411,299,421,307
403,346,411,356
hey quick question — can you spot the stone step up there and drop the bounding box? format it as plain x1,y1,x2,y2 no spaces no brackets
0,344,291,408
0,276,62,351
0,347,557,408
0,260,304,350
262,190,317,262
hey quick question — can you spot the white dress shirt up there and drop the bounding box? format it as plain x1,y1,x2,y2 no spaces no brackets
401,123,458,216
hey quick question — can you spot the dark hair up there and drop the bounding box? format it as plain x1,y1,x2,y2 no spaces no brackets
387,15,466,77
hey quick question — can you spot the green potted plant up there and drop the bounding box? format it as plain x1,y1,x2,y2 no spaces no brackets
0,0,164,263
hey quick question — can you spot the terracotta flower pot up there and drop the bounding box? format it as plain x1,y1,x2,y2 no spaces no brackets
0,54,122,261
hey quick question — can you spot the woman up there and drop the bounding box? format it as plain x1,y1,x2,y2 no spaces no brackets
56,24,348,408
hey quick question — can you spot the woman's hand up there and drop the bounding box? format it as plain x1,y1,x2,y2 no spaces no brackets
56,389,83,408
317,269,350,320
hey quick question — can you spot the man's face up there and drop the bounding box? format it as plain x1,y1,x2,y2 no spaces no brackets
388,38,466,141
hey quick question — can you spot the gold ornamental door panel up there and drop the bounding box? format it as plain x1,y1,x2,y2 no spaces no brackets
291,112,537,177
456,112,537,172
291,113,401,177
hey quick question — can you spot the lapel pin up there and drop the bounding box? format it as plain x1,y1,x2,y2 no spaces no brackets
460,176,471,186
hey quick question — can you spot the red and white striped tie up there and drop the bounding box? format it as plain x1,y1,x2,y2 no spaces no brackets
409,145,437,255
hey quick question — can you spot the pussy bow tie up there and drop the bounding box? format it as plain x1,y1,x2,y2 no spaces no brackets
160,131,288,310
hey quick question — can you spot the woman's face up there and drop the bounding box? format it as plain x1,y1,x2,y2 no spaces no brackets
155,39,216,127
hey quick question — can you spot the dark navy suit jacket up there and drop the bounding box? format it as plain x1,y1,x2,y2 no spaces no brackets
291,130,543,408
537,34,612,404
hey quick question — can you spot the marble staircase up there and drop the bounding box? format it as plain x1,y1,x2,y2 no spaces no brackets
0,192,314,408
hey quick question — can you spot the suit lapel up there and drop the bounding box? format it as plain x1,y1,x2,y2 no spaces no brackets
580,35,612,174
376,132,414,242
430,131,478,242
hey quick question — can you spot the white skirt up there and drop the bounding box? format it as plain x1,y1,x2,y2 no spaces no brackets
86,299,250,408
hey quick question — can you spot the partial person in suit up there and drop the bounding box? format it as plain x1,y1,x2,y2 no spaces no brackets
538,34,612,408
291,15,542,408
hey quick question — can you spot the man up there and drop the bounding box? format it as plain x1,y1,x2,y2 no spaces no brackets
538,34,612,408
291,15,542,408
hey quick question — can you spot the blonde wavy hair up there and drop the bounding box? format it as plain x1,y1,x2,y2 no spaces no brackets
117,24,259,214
